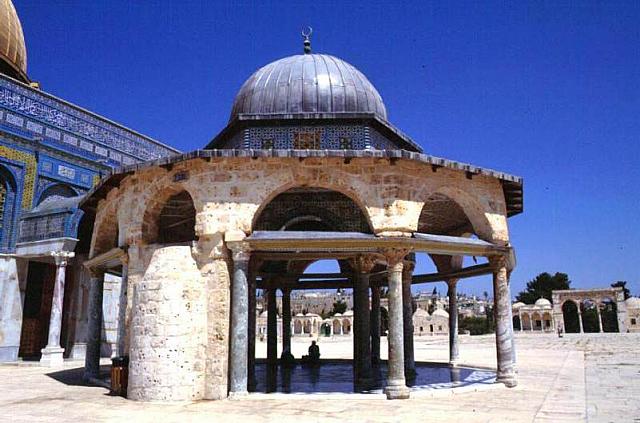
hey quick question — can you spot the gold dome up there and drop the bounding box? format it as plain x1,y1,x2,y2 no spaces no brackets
0,0,27,82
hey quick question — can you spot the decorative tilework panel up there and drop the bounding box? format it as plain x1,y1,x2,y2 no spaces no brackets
242,125,368,150
367,127,396,150
0,76,177,162
0,143,36,210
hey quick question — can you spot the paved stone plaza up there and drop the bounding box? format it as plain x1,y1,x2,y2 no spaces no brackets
1,332,638,422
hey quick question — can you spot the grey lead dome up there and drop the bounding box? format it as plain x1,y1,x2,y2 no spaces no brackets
229,54,387,122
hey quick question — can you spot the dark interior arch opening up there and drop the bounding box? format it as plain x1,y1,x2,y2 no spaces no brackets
253,187,371,233
600,299,619,332
155,190,197,244
562,301,580,333
418,193,474,236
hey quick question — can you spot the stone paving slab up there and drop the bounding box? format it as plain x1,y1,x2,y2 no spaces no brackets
1,333,638,422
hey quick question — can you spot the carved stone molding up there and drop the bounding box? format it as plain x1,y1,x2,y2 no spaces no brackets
50,251,74,267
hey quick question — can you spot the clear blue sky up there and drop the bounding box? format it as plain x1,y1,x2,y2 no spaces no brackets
16,1,639,298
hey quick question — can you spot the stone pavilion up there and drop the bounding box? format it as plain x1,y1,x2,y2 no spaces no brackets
80,35,524,401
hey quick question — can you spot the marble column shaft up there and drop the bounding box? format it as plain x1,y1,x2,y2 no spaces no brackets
401,262,415,378
267,289,278,365
247,275,256,391
282,288,292,354
229,243,250,396
447,279,460,365
46,253,71,348
354,257,373,387
116,257,129,357
492,259,517,387
84,270,105,380
578,309,584,333
596,306,603,333
370,286,381,366
383,248,410,400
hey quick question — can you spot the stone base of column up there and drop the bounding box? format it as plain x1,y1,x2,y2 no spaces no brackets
384,382,410,400
497,371,518,388
228,391,249,399
39,346,65,367
449,358,459,367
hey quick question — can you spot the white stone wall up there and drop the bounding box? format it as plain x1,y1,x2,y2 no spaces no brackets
128,245,207,401
0,257,26,361
102,273,122,357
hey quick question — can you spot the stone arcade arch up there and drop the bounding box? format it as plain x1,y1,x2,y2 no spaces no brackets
144,189,197,245
599,297,619,332
561,300,580,333
553,288,628,334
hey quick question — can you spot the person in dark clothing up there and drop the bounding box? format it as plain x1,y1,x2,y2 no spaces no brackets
308,341,320,362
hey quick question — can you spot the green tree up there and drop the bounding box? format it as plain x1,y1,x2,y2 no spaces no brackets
516,272,570,304
611,281,630,300
459,316,494,335
331,300,347,315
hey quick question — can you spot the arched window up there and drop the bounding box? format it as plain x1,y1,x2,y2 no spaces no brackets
37,184,77,206
143,190,197,244
562,301,580,333
253,187,371,233
0,166,17,250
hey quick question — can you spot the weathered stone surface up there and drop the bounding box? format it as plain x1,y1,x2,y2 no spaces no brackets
85,154,513,401
128,245,207,401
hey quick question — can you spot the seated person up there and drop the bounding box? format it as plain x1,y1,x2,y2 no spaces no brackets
308,341,320,362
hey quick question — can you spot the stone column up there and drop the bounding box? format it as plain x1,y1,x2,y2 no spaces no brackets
447,279,460,365
370,285,381,367
41,251,74,366
382,248,411,400
266,288,278,392
267,289,278,365
529,313,533,331
578,307,584,333
84,269,105,381
247,272,257,391
596,305,603,333
491,257,517,387
353,255,375,389
402,260,416,379
281,288,292,355
228,242,250,397
518,309,523,331
116,254,129,357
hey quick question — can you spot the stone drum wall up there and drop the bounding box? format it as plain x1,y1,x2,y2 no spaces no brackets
128,245,206,401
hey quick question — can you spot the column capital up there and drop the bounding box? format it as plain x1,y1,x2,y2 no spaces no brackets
352,254,378,274
50,251,74,267
381,248,412,268
402,260,415,275
489,255,508,269
227,241,251,263
447,278,459,288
